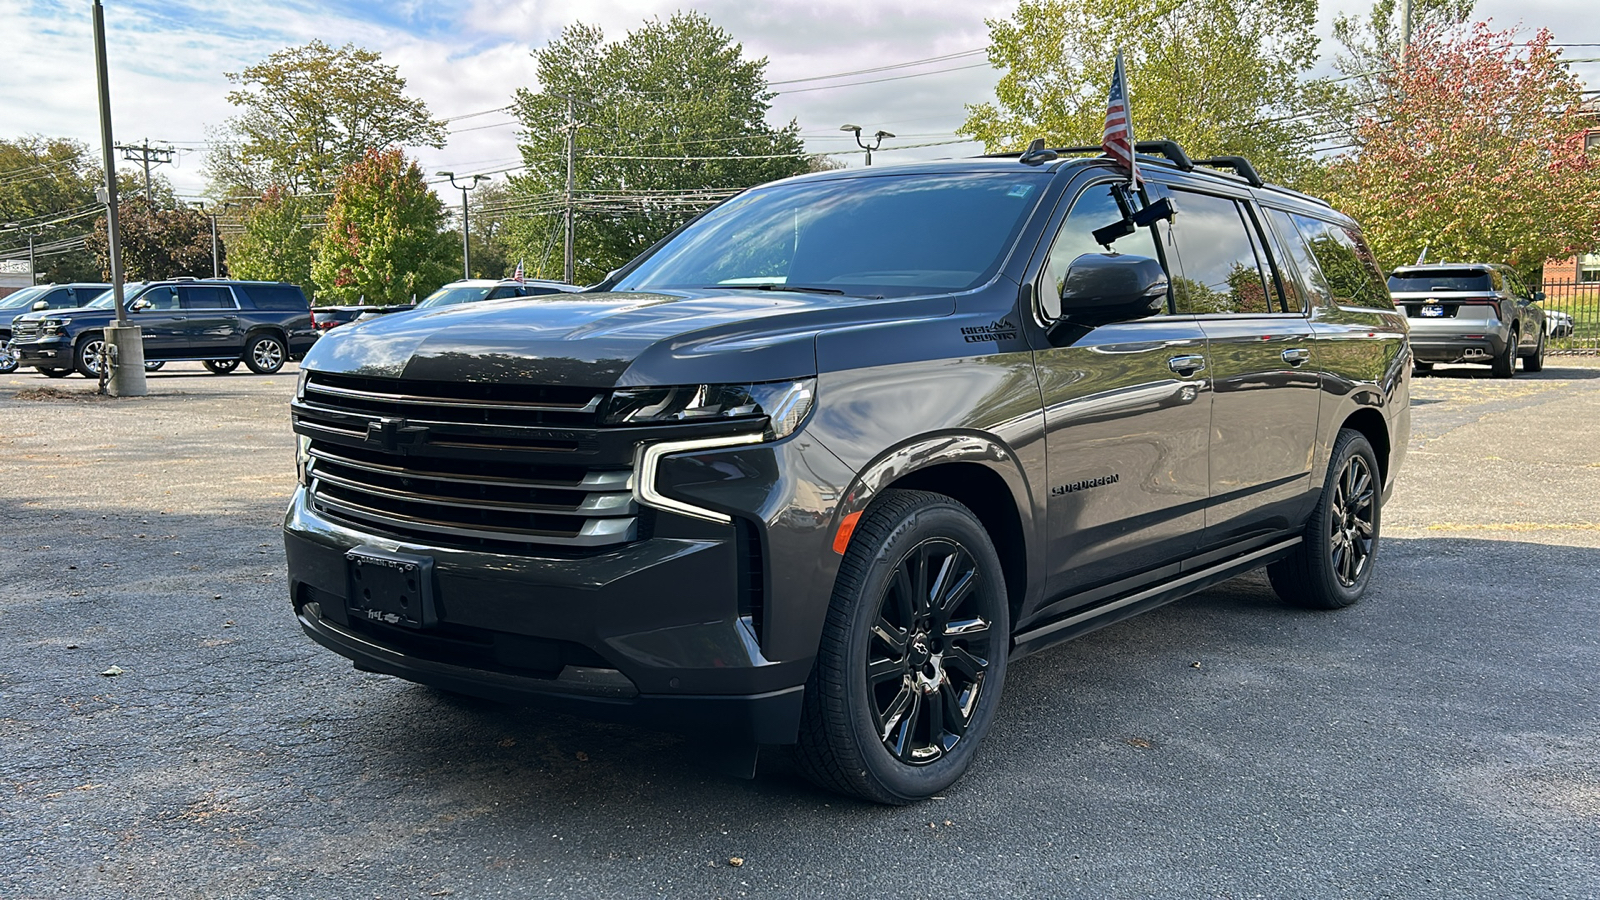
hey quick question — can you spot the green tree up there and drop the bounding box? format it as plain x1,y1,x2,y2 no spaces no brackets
0,137,107,282
206,40,446,198
959,0,1340,186
85,198,219,281
505,12,814,283
311,148,454,305
226,186,318,296
1321,23,1600,275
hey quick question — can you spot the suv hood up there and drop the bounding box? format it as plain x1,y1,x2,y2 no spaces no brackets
11,304,112,322
303,288,954,387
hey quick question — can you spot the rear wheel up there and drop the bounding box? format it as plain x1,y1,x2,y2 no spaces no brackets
795,489,1009,804
243,334,286,374
1522,329,1545,373
1491,328,1518,378
1268,429,1382,609
204,359,240,375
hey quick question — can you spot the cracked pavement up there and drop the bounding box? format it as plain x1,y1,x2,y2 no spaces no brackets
1,359,1597,899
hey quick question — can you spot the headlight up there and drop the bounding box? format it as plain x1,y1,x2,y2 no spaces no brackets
40,318,70,335
604,379,815,439
296,368,310,402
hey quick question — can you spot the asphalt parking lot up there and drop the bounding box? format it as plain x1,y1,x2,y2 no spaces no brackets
2,359,1597,899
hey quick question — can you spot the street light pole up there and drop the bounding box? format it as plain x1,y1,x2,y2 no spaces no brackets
840,124,896,165
197,200,218,278
438,171,488,280
92,0,145,396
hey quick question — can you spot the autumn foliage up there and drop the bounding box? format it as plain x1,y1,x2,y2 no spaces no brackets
1322,23,1600,275
311,148,455,305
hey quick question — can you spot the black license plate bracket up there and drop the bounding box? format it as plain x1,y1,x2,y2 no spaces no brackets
346,546,437,629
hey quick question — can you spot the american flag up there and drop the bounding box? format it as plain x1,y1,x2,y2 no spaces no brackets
513,258,525,284
1102,51,1140,187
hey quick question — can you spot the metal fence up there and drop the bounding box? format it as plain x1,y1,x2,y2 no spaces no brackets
1541,280,1600,353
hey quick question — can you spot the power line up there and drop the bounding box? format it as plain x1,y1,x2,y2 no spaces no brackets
774,62,995,95
768,48,987,85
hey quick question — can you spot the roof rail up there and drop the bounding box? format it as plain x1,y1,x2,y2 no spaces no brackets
1053,140,1194,171
1193,155,1263,187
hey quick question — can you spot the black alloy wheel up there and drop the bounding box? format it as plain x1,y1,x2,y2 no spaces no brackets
1268,428,1382,609
1492,328,1518,378
244,334,286,375
795,489,1009,804
74,334,106,378
1523,329,1545,373
143,361,165,372
0,344,17,375
204,359,240,375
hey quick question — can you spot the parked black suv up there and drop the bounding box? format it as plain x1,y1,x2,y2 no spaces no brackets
0,283,110,374
11,279,315,378
285,143,1410,803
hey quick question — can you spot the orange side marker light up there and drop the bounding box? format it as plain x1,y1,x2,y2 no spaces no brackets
833,511,863,554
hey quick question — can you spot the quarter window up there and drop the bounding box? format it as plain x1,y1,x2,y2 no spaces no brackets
1288,215,1396,311
1037,182,1163,321
1169,190,1274,314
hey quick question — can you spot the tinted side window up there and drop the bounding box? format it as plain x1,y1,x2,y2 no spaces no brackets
1267,208,1332,308
487,286,521,300
1290,215,1396,311
38,288,70,308
140,286,181,310
1169,190,1273,314
1253,208,1305,313
178,285,236,309
237,284,308,310
1037,182,1163,320
523,286,566,296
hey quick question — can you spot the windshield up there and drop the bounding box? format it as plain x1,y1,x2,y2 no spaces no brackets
416,285,494,309
87,283,150,308
0,285,49,310
1387,271,1491,292
614,172,1049,298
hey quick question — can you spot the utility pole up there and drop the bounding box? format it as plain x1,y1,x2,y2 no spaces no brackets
564,96,577,284
4,225,38,283
113,138,174,202
438,172,489,280
93,0,145,396
197,200,219,278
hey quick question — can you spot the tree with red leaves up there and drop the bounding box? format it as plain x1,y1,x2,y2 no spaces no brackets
310,148,454,305
1322,22,1600,276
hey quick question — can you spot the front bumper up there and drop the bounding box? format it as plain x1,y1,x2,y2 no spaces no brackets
284,429,853,744
12,335,71,367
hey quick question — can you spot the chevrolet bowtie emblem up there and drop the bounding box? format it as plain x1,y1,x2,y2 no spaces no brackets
365,417,428,453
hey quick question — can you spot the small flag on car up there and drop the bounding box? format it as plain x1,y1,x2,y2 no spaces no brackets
1102,51,1140,188
513,258,525,283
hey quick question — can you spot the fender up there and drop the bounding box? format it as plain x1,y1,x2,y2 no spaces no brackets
815,428,1045,618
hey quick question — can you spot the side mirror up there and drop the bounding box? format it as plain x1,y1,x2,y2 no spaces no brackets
1533,291,1545,303
1048,254,1168,340
31,300,48,312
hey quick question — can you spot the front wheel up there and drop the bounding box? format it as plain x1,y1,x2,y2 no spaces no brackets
1522,328,1545,373
795,489,1009,804
204,359,239,375
0,347,16,375
1268,429,1382,609
243,334,286,374
74,334,106,378
143,361,165,372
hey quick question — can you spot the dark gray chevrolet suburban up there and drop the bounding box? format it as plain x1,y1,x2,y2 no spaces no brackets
285,143,1411,804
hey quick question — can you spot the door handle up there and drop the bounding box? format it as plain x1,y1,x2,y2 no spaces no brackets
1168,354,1206,375
170,316,187,321
1281,348,1310,366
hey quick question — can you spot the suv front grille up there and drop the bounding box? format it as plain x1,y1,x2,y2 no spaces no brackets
295,372,638,552
11,321,40,339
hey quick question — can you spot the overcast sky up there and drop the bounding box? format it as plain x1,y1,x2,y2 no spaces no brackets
3,0,1597,205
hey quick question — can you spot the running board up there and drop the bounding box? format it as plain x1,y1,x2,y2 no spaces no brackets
1010,536,1302,658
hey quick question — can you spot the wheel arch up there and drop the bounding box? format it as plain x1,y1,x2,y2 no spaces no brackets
828,431,1040,625
1340,407,1391,486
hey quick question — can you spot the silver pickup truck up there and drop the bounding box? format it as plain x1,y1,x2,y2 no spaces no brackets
1388,263,1546,377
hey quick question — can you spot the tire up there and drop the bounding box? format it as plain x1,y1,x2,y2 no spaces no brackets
794,489,1010,804
39,367,72,378
74,333,106,379
1268,429,1382,610
1491,328,1517,378
1412,361,1433,375
0,352,16,375
204,359,240,375
143,361,165,372
1522,328,1545,373
243,334,286,375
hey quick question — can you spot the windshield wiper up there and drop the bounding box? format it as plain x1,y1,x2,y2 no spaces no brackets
698,283,847,295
